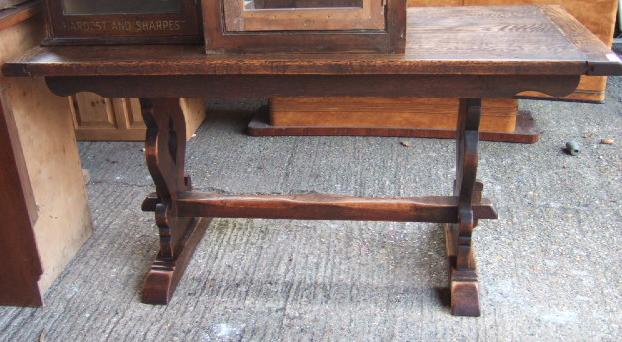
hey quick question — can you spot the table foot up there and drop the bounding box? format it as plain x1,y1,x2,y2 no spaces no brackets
142,216,211,304
445,223,481,317
450,274,481,317
140,98,207,304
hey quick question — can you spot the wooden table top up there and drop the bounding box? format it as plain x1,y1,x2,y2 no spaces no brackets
3,5,622,77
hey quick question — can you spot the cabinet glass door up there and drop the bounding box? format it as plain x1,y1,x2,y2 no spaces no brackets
225,0,385,32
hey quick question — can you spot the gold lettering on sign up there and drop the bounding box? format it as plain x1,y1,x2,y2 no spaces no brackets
65,20,185,33
111,21,132,32
135,20,184,32
68,21,107,32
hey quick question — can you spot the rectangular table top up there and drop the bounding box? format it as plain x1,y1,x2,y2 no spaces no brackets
3,5,622,77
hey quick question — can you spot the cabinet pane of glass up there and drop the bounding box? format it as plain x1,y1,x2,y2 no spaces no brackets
226,0,380,32
63,0,182,15
246,0,363,10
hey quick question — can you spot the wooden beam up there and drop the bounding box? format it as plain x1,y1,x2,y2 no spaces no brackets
173,192,497,223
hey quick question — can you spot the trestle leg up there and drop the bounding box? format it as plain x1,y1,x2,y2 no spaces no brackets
139,98,210,304
445,98,483,317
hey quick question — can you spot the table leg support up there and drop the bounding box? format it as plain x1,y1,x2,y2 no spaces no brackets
446,98,483,317
139,98,209,304
137,97,493,312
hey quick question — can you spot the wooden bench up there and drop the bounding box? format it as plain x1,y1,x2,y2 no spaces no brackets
4,5,621,316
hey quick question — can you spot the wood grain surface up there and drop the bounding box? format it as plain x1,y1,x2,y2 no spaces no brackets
42,74,583,99
0,81,42,307
174,192,498,223
4,6,621,77
429,0,620,101
248,108,541,143
269,98,518,132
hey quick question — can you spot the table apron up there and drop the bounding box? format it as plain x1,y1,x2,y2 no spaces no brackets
45,74,581,99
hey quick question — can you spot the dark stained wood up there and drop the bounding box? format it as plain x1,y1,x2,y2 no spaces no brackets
247,108,541,144
447,98,482,317
4,6,622,77
141,99,188,205
136,96,494,312
539,5,622,76
42,75,583,100
0,88,43,307
142,217,211,304
134,96,497,310
141,191,159,212
173,192,498,223
1,44,600,76
139,98,207,304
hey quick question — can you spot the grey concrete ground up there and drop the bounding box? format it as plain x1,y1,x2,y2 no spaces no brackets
1,76,621,341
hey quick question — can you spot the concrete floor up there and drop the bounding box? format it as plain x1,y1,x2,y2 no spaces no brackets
1,76,621,341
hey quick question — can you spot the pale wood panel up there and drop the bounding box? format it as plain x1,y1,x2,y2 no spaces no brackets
0,11,42,307
126,98,145,129
72,95,206,141
112,98,145,129
0,16,92,296
180,97,207,139
73,95,146,140
71,93,115,128
6,77,93,294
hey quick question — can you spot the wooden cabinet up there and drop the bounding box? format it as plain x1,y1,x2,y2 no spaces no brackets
71,95,206,141
42,0,202,45
71,95,145,140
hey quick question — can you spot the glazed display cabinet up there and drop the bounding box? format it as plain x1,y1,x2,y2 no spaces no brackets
43,0,202,44
202,0,406,53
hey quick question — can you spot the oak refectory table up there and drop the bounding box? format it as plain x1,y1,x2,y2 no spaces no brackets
4,6,621,316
